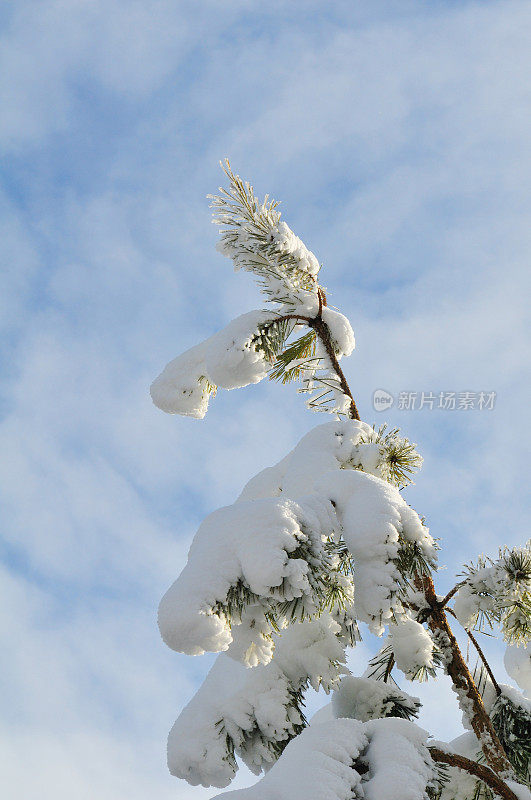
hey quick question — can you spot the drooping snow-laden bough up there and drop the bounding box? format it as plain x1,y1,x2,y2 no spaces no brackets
151,162,531,800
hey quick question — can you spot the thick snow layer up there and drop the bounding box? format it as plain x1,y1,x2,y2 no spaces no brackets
497,681,531,712
505,644,531,695
158,497,328,657
273,221,320,277
227,606,276,667
167,654,245,787
150,339,211,418
159,421,433,659
150,306,357,419
159,420,438,792
203,311,273,390
239,417,426,505
506,781,531,800
332,676,420,722
321,307,355,357
238,420,374,503
281,421,373,499
213,718,433,800
237,417,425,514
390,619,435,680
273,615,348,694
167,654,301,787
236,457,290,502
317,469,436,634
168,617,347,787
351,442,381,476
310,703,335,725
240,424,435,640
453,584,483,630
151,311,277,417
362,718,433,800
212,719,369,800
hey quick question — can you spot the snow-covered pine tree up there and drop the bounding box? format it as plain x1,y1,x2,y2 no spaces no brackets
151,162,531,800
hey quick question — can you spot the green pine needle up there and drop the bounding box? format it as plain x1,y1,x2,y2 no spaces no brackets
491,693,531,786
269,331,318,383
366,645,399,685
502,547,531,587
460,545,531,644
359,424,423,488
209,160,319,305
251,318,293,362
396,538,437,582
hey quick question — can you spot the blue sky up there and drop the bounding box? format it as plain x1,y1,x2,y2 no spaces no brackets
1,1,530,797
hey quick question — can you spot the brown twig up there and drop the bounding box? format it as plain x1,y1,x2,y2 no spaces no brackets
429,748,519,800
310,314,360,420
317,287,326,315
273,304,361,421
272,313,313,325
446,609,501,696
416,573,511,775
438,581,465,609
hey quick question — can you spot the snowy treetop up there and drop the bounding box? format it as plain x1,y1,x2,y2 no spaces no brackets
151,165,531,800
151,162,359,418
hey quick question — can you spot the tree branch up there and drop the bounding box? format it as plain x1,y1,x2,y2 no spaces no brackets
446,608,501,696
438,581,465,609
310,314,360,420
274,296,509,771
429,747,520,800
416,573,512,775
273,305,361,421
276,304,506,770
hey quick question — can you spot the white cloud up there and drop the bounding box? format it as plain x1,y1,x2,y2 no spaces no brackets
1,0,530,797
0,0,193,149
0,190,41,336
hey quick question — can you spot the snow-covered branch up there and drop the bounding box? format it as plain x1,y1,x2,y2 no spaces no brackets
151,164,531,799
429,747,526,800
167,617,348,787
212,718,436,800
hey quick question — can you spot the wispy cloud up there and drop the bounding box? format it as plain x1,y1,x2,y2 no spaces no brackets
1,0,530,796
